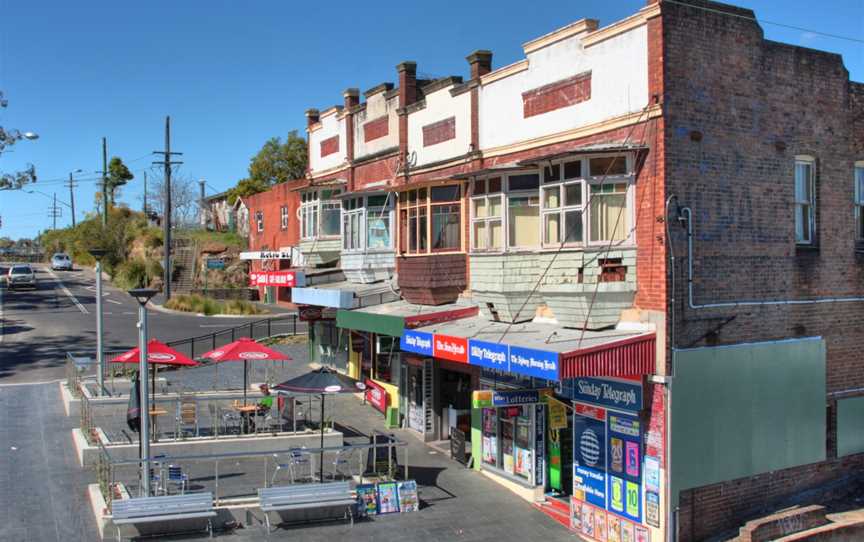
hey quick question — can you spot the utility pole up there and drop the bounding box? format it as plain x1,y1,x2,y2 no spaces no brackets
101,137,108,227
153,116,183,300
199,179,206,228
49,192,61,230
142,171,148,216
66,173,77,227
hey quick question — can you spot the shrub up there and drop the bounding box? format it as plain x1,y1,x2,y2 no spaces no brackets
114,260,149,290
164,294,265,315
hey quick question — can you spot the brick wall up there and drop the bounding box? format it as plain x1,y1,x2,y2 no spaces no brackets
662,0,864,538
320,135,340,157
363,116,389,142
354,154,399,190
522,72,591,118
422,117,456,147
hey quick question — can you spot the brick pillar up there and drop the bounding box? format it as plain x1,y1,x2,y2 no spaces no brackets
466,50,491,157
397,61,417,185
305,108,320,179
466,49,492,80
343,88,359,191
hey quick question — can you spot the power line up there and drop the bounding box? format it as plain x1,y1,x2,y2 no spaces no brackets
663,0,864,45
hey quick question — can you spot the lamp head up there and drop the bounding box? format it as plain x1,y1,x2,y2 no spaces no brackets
128,288,157,306
22,132,38,140
88,248,107,260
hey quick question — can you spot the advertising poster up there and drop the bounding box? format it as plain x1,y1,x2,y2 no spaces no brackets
573,412,608,509
621,520,634,542
626,441,640,478
397,480,419,513
356,484,378,516
626,481,640,520
610,476,625,514
595,509,608,542
376,482,401,514
635,525,650,542
571,499,583,531
535,404,545,487
608,514,622,542
646,491,661,528
608,412,642,523
644,456,660,494
548,397,568,430
582,505,596,538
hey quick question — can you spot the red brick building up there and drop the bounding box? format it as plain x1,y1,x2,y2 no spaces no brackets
244,179,303,303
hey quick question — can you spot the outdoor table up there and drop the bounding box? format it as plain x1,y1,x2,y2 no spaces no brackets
233,404,259,434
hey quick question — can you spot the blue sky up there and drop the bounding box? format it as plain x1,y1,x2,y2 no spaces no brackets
1,0,862,239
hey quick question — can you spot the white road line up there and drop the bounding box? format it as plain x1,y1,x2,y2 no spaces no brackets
106,299,122,305
0,379,63,387
123,311,135,315
0,285,4,345
43,268,88,314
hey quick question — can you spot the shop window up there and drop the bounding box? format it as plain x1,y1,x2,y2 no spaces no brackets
255,211,264,233
280,205,288,230
374,335,399,386
399,185,462,255
589,182,628,243
481,404,534,481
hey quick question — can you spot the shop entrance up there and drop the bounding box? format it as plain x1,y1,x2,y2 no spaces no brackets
435,365,473,441
548,416,573,497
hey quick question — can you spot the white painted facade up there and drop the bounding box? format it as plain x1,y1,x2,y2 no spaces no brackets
407,85,472,167
354,92,399,159
479,23,648,151
308,109,347,174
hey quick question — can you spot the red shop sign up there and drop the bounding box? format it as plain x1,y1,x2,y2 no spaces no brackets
365,378,389,414
574,402,606,422
249,271,298,287
433,334,468,364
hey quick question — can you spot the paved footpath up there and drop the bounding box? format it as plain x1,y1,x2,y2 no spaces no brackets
0,366,579,542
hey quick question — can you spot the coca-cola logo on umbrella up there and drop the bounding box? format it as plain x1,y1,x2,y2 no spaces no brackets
239,352,269,360
149,353,176,362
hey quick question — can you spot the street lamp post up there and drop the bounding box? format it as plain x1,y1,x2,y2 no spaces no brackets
68,169,83,227
129,288,157,497
88,249,107,395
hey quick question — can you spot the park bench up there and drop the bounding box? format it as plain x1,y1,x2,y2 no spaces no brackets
111,492,216,541
258,481,355,533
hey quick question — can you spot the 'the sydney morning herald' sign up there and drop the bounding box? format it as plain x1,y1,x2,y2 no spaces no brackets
401,330,560,380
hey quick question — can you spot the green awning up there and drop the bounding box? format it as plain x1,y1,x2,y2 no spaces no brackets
336,309,405,337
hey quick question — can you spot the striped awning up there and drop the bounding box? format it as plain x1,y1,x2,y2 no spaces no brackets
559,334,656,379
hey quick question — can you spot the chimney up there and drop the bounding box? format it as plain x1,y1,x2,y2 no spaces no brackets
305,108,320,128
396,61,417,109
466,50,493,79
343,88,360,110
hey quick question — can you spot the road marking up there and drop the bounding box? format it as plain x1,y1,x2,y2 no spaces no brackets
106,299,122,305
198,321,301,328
0,285,4,345
0,379,63,388
123,311,135,315
44,267,89,314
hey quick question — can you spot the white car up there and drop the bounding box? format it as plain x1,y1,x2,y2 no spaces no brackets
51,253,73,271
7,264,37,290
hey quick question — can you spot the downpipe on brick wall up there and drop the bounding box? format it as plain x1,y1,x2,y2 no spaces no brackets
683,207,864,309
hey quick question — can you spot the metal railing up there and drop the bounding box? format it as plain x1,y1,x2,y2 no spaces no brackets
96,432,410,511
164,314,302,360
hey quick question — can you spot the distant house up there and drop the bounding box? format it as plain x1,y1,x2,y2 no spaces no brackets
199,191,234,231
233,197,249,238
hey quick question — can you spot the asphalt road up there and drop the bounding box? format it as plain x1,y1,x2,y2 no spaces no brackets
0,263,303,384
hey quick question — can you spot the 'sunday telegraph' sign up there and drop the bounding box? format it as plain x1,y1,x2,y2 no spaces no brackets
400,330,433,357
570,377,643,412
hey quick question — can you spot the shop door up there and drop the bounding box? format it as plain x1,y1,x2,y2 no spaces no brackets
548,418,574,496
422,358,434,438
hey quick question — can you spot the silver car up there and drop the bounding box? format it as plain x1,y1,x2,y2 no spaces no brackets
51,253,73,271
7,264,37,290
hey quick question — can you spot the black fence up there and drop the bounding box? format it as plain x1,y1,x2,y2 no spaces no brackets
164,314,304,360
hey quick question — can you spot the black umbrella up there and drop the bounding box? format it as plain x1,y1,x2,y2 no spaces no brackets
273,367,366,482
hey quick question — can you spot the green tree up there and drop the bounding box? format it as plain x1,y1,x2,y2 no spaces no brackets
227,130,307,203
105,156,134,207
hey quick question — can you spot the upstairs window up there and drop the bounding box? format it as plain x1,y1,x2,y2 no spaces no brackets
342,197,363,251
300,188,342,240
471,177,503,251
794,158,815,245
255,211,264,233
855,163,864,242
342,194,394,252
542,160,583,246
399,185,463,255
280,206,288,230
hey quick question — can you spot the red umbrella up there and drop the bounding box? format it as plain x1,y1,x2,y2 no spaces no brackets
112,339,199,399
200,338,291,404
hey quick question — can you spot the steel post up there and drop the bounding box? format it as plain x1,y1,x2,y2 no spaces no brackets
138,303,151,496
95,260,105,395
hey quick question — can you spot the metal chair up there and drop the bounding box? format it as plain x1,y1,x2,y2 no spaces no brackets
270,449,311,485
207,403,220,437
176,398,198,438
219,405,242,435
166,465,189,495
329,447,359,482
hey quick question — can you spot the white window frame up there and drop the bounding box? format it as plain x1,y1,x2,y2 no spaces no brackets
855,161,864,242
341,194,395,253
541,159,586,248
794,156,816,245
470,178,504,252
280,205,289,230
299,188,342,241
255,210,264,233
505,174,542,250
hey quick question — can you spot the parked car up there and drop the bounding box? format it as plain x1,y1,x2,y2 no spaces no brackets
51,253,73,271
7,264,36,290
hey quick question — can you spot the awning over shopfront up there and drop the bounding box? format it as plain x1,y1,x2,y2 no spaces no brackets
336,299,479,337
515,142,648,166
292,280,399,310
398,316,655,381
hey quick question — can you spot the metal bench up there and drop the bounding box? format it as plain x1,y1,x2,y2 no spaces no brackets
258,482,355,533
111,492,216,542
